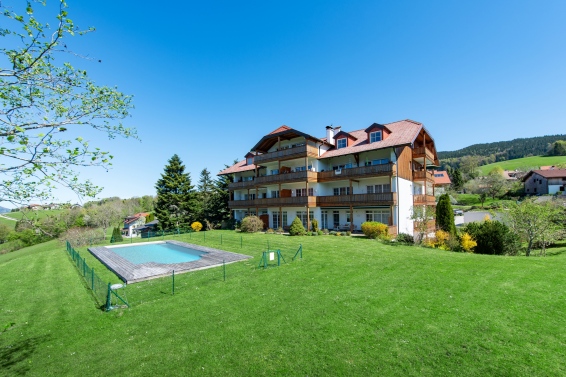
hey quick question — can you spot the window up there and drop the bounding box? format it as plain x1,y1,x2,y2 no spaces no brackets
366,209,390,225
295,188,314,197
337,138,347,149
282,211,288,227
333,211,340,229
333,187,350,195
321,210,328,230
296,210,314,228
272,213,280,229
372,158,388,165
434,173,443,177
368,184,390,194
271,169,279,175
346,210,351,223
271,190,280,198
370,131,382,143
247,157,253,165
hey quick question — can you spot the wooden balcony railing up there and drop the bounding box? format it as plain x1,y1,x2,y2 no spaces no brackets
412,147,435,162
318,163,395,182
228,179,256,190
412,170,434,183
388,226,398,236
229,196,317,209
253,144,319,164
317,192,397,207
413,194,436,205
255,170,318,186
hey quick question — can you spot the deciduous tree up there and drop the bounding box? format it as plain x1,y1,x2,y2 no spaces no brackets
0,1,136,205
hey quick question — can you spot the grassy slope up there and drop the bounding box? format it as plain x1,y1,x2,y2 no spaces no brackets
479,155,566,175
1,232,566,376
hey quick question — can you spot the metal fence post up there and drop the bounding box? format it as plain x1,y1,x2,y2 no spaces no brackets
172,270,175,295
241,235,242,248
91,268,95,290
223,259,226,281
106,283,112,311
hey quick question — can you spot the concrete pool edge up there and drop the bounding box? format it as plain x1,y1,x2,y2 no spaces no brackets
88,240,252,284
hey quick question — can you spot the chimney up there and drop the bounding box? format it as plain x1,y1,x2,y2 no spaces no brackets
334,126,341,133
326,126,335,146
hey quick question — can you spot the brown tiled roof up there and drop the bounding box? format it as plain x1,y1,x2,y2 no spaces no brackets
320,119,424,159
269,125,291,134
218,160,259,175
432,170,451,185
523,169,566,181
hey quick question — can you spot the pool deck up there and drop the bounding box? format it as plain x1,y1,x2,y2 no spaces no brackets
88,240,252,283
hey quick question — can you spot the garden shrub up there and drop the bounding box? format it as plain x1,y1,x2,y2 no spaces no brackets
289,217,306,236
322,229,329,235
436,194,456,235
335,232,342,237
395,233,414,245
240,216,264,233
191,221,203,232
276,227,284,234
462,220,519,255
460,232,477,253
111,227,123,242
346,231,351,236
266,228,274,234
317,230,324,236
361,221,388,238
329,230,336,236
378,233,393,242
311,218,319,232
306,231,313,236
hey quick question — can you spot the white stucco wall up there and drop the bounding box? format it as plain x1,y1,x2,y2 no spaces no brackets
397,177,414,235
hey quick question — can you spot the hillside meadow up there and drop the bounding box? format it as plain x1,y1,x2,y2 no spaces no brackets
1,231,566,376
479,155,566,175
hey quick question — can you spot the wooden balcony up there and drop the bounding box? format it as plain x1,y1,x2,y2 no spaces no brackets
318,163,395,182
317,192,397,207
388,226,398,236
412,170,435,184
228,171,318,190
255,170,318,186
413,194,436,206
412,147,435,162
253,144,319,165
229,196,317,209
228,179,256,190
414,220,436,233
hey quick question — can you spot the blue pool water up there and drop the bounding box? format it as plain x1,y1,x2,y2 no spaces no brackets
110,242,203,264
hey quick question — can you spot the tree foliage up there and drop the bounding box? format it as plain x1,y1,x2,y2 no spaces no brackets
0,1,136,205
154,155,196,229
289,216,306,236
505,199,563,256
240,215,264,233
411,205,435,242
547,140,566,156
462,220,519,255
436,194,456,235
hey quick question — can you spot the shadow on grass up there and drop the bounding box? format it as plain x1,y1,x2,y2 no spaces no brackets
0,334,50,376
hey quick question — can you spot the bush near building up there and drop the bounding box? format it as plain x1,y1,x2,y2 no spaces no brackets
240,216,264,233
289,217,306,236
361,222,388,239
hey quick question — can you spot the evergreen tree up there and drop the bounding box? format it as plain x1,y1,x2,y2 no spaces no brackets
436,194,456,235
451,168,464,191
154,155,196,230
208,164,234,226
196,168,214,223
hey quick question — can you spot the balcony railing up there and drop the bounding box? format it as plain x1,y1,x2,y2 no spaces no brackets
412,170,434,183
228,179,256,190
413,194,436,205
253,144,319,164
318,163,395,182
317,192,397,207
412,147,435,162
229,196,317,209
255,170,318,186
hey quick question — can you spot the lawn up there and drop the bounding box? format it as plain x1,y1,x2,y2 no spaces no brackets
1,231,566,376
479,155,566,175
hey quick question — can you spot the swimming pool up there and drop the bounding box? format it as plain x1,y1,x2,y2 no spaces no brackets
109,242,203,264
88,240,252,283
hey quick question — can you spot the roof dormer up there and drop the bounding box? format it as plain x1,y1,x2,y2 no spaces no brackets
333,131,357,149
365,123,391,143
245,152,255,165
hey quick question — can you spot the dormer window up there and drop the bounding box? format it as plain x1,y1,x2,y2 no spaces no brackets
337,138,347,149
246,157,253,165
370,131,382,143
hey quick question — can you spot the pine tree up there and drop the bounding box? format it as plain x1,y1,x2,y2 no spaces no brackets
196,168,214,223
154,155,196,230
436,194,456,235
451,168,464,191
208,164,234,227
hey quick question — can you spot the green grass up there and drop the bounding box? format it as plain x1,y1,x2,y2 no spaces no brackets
2,232,566,376
479,155,566,175
2,209,65,221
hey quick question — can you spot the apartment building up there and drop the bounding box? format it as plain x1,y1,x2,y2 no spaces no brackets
218,120,439,235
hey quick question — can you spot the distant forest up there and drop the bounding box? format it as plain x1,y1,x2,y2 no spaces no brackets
438,134,566,169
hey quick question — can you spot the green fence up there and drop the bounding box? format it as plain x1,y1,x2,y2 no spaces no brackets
65,241,128,311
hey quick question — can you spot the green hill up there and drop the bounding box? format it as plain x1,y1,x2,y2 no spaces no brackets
479,155,566,175
1,232,566,375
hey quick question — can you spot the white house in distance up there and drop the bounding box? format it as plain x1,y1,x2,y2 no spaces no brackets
522,169,566,195
218,120,440,236
122,212,149,237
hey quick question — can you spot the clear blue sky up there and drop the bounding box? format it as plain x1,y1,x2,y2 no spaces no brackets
9,0,566,204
